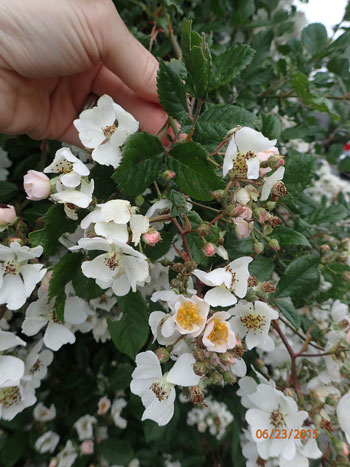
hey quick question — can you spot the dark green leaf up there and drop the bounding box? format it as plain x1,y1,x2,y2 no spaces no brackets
284,150,316,195
1,431,26,467
29,204,77,256
290,71,311,103
307,204,348,225
275,299,301,329
302,23,328,56
72,266,104,300
167,142,224,201
143,420,167,442
0,182,17,203
271,226,311,247
194,104,255,151
210,44,255,90
157,59,190,124
109,364,133,391
107,291,149,360
338,154,350,172
276,254,320,299
168,189,187,216
112,132,163,196
99,439,133,465
225,234,253,259
90,165,116,200
261,113,282,140
249,257,274,282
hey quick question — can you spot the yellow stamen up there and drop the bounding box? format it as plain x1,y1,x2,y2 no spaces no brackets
207,318,228,344
176,302,203,331
240,313,266,330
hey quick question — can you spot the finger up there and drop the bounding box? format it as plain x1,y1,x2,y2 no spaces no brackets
98,4,159,104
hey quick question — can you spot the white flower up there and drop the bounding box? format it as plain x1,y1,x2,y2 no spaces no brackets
149,311,181,346
0,147,11,180
130,214,149,246
97,396,111,415
22,292,88,351
0,381,36,420
187,397,234,439
23,339,53,388
35,431,60,454
51,178,94,210
193,257,252,307
0,242,46,310
337,393,350,443
33,402,56,421
170,295,209,337
73,94,139,168
202,311,236,353
74,414,97,441
331,299,349,323
44,147,89,187
223,127,276,178
56,440,78,467
260,166,285,201
245,383,319,463
111,398,128,429
229,300,278,351
74,237,150,296
130,351,200,426
0,330,26,388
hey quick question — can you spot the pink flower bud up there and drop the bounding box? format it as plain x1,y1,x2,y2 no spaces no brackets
142,230,160,246
81,440,94,455
203,242,215,256
23,170,51,201
235,220,252,239
0,205,16,226
344,443,349,457
48,460,57,467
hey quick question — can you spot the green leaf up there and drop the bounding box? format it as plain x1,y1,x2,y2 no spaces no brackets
109,364,133,391
308,204,348,225
210,44,255,90
157,59,190,124
89,165,116,200
276,254,320,299
48,252,83,321
261,114,282,140
275,299,301,329
143,420,167,442
302,23,328,56
225,234,253,259
1,431,26,467
271,226,311,247
284,150,316,195
194,104,255,151
290,71,312,103
29,204,77,256
168,189,187,216
72,266,104,301
338,154,350,172
99,439,133,465
0,182,17,203
181,19,211,98
167,142,224,201
107,291,149,360
249,257,274,282
112,132,163,196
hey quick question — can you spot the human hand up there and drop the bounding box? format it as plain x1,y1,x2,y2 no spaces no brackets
0,0,167,145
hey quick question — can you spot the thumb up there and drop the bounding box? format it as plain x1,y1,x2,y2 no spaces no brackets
99,4,159,104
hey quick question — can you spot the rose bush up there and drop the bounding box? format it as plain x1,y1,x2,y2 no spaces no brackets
1,0,350,466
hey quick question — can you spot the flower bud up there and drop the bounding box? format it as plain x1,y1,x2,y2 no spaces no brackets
253,241,264,254
193,361,207,376
81,440,94,455
219,352,234,366
171,263,185,273
135,195,144,207
196,222,211,236
208,371,223,385
245,291,259,302
9,237,23,245
265,201,276,211
142,230,160,246
0,205,16,226
223,371,236,384
23,170,51,201
162,170,176,181
170,278,182,289
269,238,280,251
254,207,269,224
202,243,216,257
156,348,170,363
268,155,284,169
263,225,273,236
211,190,226,203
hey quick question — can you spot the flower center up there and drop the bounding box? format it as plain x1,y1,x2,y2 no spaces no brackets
0,386,21,408
233,153,248,177
103,124,117,139
3,260,19,275
207,318,229,344
240,313,266,331
150,379,171,402
270,408,285,428
175,302,203,330
54,159,73,174
104,252,120,271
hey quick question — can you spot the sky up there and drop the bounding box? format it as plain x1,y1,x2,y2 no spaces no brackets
295,0,348,35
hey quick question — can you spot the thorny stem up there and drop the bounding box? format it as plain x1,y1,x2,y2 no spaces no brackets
209,137,231,157
171,217,193,261
185,99,204,142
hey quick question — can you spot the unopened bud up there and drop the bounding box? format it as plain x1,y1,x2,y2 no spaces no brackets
0,204,16,226
254,241,264,254
208,371,223,385
9,237,23,245
268,155,284,169
265,201,277,211
156,348,170,363
254,207,269,224
269,238,280,251
142,230,161,246
245,291,259,302
171,263,185,273
263,225,273,236
321,244,330,254
203,243,215,257
197,222,211,236
162,170,176,181
193,361,207,376
272,181,288,198
223,371,236,384
224,205,237,216
219,352,234,366
135,195,144,207
211,190,226,203
170,278,182,289
185,261,198,273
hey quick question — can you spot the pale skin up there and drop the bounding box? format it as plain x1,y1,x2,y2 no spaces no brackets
0,0,167,146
